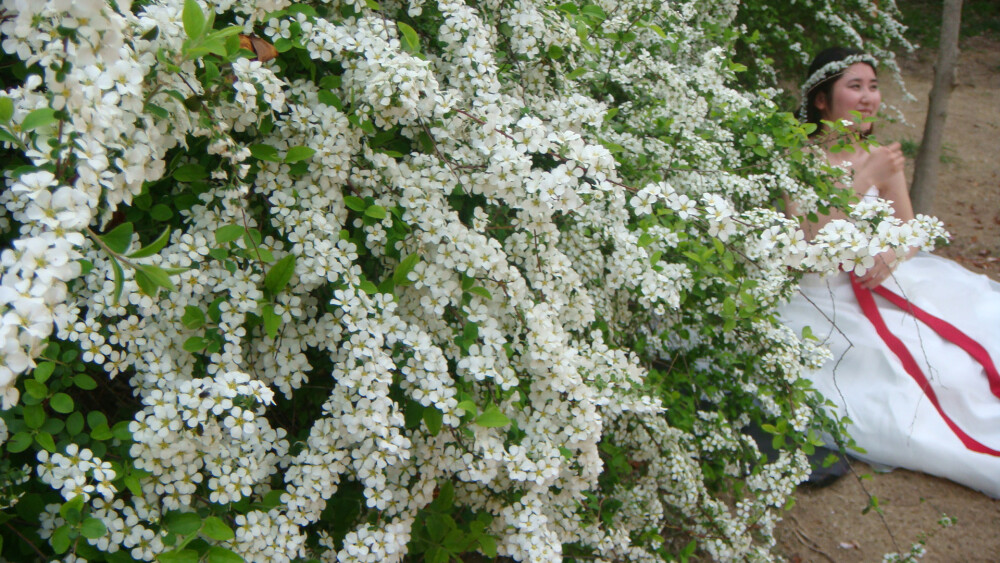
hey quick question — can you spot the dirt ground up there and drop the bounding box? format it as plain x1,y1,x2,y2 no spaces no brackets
772,37,1000,562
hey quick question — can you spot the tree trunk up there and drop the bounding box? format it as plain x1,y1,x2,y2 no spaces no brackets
910,0,963,215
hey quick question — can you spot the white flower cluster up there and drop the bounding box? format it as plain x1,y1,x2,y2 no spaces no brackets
128,372,285,509
803,208,947,277
231,57,288,130
37,445,117,502
0,0,927,561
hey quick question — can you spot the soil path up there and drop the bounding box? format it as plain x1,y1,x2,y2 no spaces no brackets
773,37,1000,562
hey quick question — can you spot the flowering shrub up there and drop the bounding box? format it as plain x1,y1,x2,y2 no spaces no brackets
0,0,944,561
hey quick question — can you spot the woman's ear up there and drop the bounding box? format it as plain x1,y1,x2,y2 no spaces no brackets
814,92,828,113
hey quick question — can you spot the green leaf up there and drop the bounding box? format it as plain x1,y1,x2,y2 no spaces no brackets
284,146,315,163
33,361,56,383
427,545,449,563
264,255,296,294
181,306,206,330
581,4,606,20
359,280,378,295
23,404,45,429
41,417,63,435
317,90,343,110
557,2,578,14
81,517,108,539
257,489,284,510
173,163,208,182
479,534,498,558
344,196,367,212
111,256,125,305
60,495,84,520
722,296,736,318
158,549,200,563
202,38,228,57
404,400,423,429
455,400,476,416
262,304,281,339
136,264,178,293
124,474,143,496
128,227,172,259
475,404,510,428
151,204,174,221
49,393,74,414
392,253,420,286
183,336,207,353
249,143,281,162
134,269,158,297
7,431,32,453
0,127,19,145
80,415,107,436
207,546,244,563
207,25,245,41
215,224,245,245
166,511,202,536
24,379,47,399
202,516,235,541
242,228,262,247
35,431,56,452
20,107,57,131
801,325,815,341
468,286,492,300
74,374,97,390
90,424,113,441
462,321,478,343
145,102,169,119
423,406,443,436
0,97,13,123
647,23,667,38
51,525,72,554
256,247,275,263
113,420,133,441
364,205,387,220
435,481,454,509
67,412,85,435
397,21,420,53
182,0,206,39
101,222,134,254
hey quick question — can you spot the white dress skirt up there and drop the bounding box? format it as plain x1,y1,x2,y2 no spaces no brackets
780,253,1000,497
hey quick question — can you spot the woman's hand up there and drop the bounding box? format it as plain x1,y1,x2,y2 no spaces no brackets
854,142,905,191
857,249,899,289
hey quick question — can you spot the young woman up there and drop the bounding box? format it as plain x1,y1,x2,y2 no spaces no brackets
781,47,1000,497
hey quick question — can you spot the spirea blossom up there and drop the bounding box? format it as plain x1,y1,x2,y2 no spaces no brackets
0,0,923,561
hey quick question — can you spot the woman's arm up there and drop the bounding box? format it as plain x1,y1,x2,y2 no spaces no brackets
783,192,850,240
852,142,918,288
853,142,913,221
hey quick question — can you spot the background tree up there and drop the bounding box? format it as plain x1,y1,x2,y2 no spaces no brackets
910,0,964,215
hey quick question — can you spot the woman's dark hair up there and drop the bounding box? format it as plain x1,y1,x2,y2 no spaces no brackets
803,46,877,137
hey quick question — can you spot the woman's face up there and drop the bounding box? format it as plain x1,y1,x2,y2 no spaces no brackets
815,62,880,133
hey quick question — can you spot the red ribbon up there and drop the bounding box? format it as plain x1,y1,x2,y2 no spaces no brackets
850,274,1000,456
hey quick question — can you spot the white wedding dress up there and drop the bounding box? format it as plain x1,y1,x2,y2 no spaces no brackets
780,252,1000,498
